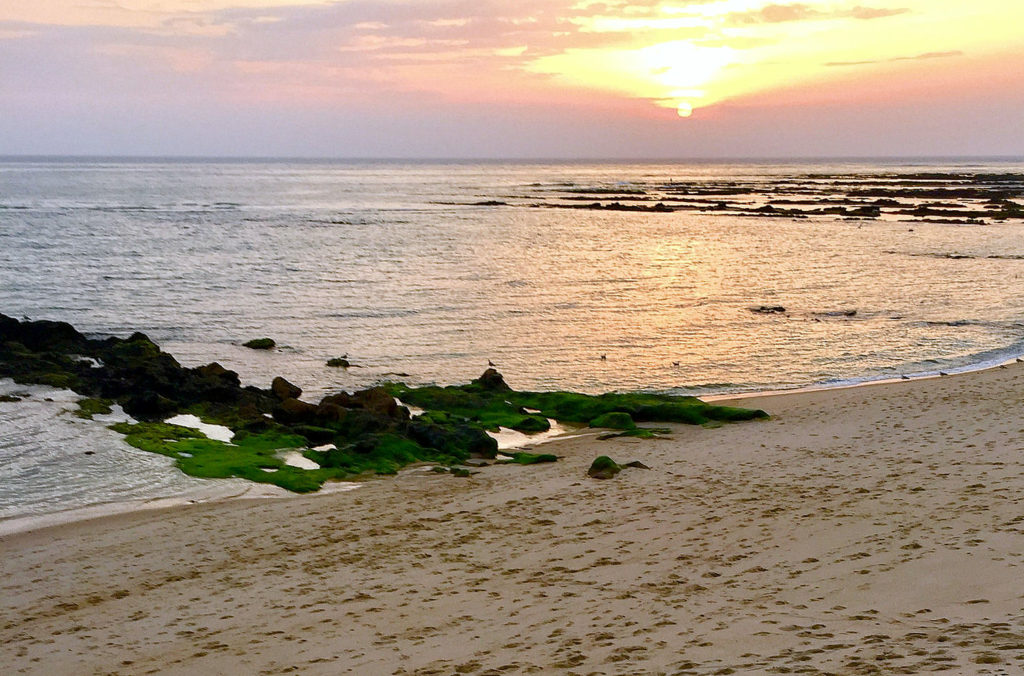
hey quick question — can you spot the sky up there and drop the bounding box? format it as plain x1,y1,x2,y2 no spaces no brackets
0,0,1022,158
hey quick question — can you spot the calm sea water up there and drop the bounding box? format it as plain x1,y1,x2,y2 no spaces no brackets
2,157,1024,521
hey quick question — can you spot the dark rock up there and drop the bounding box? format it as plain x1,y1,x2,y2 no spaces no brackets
750,305,786,315
353,387,406,419
473,368,511,392
124,390,178,418
588,456,621,479
624,460,651,469
271,376,302,401
315,402,348,422
407,419,498,458
243,338,275,350
326,357,350,368
292,425,336,445
273,397,318,424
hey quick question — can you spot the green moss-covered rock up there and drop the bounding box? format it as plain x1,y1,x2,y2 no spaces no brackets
326,357,350,368
501,451,558,465
589,411,636,429
243,338,276,350
75,397,113,419
111,421,340,493
513,415,551,433
588,456,621,479
598,427,670,440
385,372,768,432
0,316,769,496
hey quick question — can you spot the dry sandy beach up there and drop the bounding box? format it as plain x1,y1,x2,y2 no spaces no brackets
4,365,1024,675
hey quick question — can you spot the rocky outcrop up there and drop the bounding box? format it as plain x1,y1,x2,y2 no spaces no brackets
271,376,302,401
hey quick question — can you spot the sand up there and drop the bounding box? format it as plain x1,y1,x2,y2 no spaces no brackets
3,365,1024,675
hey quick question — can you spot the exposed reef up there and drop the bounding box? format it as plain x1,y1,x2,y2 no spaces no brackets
0,315,768,493
473,171,1024,226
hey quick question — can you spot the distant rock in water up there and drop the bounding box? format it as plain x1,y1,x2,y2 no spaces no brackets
243,338,275,350
750,305,786,315
326,357,350,368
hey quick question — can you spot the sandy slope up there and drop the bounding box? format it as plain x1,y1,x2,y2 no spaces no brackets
3,365,1024,675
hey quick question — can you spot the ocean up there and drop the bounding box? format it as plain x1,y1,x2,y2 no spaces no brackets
2,157,1023,522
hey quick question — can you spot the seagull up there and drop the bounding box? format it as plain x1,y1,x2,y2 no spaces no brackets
600,354,607,360
488,360,495,367
939,371,948,376
901,375,910,380
672,361,680,367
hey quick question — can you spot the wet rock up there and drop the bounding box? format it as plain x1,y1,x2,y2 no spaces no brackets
326,357,350,368
315,402,348,422
473,368,511,392
273,397,318,424
243,338,275,350
750,305,786,315
624,460,651,469
271,376,302,401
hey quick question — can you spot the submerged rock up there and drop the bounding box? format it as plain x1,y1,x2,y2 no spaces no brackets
243,338,275,350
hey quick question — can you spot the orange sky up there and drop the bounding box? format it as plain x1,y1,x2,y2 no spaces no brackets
1,0,1022,156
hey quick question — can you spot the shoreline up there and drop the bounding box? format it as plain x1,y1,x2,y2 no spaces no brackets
2,353,1020,537
8,362,1024,671
4,361,1024,673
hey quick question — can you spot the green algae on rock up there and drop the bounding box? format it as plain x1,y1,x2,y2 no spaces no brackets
385,368,768,431
0,314,769,495
588,456,621,479
75,397,113,420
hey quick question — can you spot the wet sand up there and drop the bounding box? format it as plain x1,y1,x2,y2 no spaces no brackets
3,365,1024,674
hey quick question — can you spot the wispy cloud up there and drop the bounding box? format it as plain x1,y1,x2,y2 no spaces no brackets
826,49,963,67
728,3,909,25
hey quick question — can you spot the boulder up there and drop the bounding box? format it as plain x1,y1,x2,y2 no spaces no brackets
271,376,302,401
243,338,275,350
315,402,348,423
588,456,621,480
273,397,318,424
473,368,511,392
589,412,635,430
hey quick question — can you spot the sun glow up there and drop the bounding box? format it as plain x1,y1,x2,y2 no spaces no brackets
527,0,1024,118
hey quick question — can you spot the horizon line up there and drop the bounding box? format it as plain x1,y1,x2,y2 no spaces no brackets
1,154,1023,165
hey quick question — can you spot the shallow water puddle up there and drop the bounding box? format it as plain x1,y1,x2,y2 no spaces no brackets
277,450,321,470
487,419,578,450
164,414,234,443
